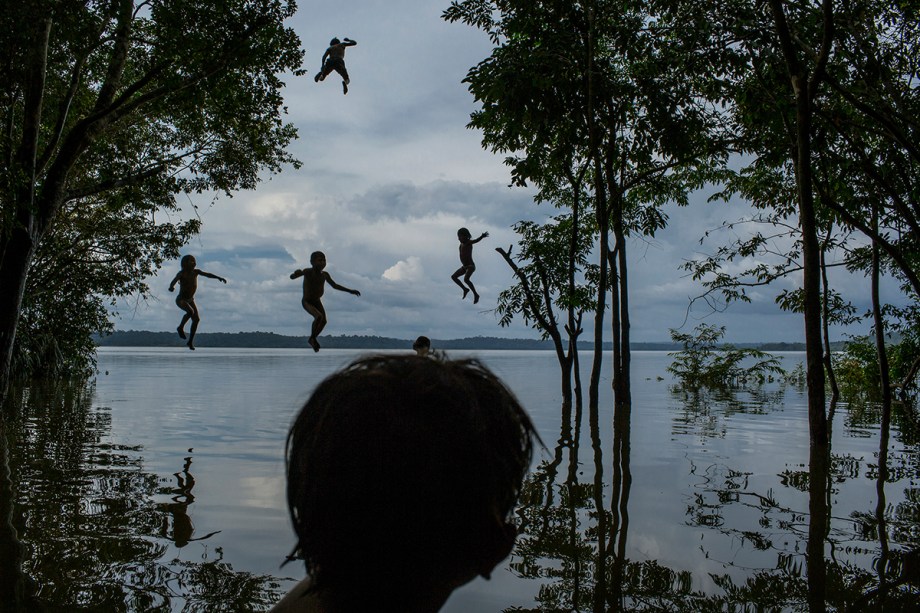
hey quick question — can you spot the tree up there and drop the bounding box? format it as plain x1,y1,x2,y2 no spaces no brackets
445,0,720,411
0,0,304,398
495,204,598,409
667,324,786,389
655,0,920,440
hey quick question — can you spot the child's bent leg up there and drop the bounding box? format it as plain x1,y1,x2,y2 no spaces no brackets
186,302,201,350
451,268,470,299
464,269,480,304
302,300,327,352
176,298,194,339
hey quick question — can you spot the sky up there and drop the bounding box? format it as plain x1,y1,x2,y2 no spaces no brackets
112,0,901,344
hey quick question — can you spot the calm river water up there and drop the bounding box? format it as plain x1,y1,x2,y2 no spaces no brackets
3,347,918,610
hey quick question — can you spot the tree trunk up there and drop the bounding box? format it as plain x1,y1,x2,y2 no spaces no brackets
820,243,839,403
872,215,892,605
796,95,828,445
615,223,631,410
0,226,38,402
768,0,831,445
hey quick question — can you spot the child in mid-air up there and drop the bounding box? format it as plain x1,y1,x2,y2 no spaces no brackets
271,355,538,613
451,227,489,304
314,37,357,94
290,251,360,352
169,255,226,350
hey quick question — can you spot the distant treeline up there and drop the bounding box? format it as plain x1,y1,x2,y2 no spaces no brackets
94,330,830,352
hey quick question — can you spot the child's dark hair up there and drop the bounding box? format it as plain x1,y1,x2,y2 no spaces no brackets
309,251,325,263
457,227,471,239
330,37,340,46
412,335,431,350
285,355,537,597
180,254,194,268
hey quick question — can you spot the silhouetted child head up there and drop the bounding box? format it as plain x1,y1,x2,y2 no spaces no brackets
309,251,326,269
180,254,196,270
457,227,472,241
284,355,537,610
412,335,431,356
329,37,340,46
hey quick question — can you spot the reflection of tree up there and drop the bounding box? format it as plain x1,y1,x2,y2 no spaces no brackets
670,385,787,440
510,385,920,610
4,381,284,611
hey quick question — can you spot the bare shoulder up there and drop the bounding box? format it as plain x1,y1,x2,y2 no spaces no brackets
269,577,321,612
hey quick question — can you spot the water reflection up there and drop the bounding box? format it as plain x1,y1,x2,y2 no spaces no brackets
510,385,920,610
1,381,284,611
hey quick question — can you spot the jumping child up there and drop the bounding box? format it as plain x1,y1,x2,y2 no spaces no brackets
169,255,226,350
451,227,489,304
290,251,360,352
314,37,357,94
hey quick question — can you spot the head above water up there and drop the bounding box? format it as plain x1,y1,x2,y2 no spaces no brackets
457,227,471,240
180,254,196,270
284,355,538,605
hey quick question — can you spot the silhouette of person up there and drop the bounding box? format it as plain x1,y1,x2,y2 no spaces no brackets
271,355,538,613
290,251,360,352
451,227,488,304
314,37,357,94
169,254,226,350
412,335,431,357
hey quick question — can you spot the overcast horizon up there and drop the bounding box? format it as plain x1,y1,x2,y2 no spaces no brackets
111,0,905,345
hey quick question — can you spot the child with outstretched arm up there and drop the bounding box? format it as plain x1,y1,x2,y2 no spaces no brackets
169,254,226,350
290,251,360,352
314,37,357,94
451,227,489,304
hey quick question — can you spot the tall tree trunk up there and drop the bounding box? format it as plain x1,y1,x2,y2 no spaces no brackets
871,209,893,605
871,210,892,603
0,228,38,402
820,237,839,404
615,223,631,410
0,19,52,402
768,0,831,445
586,6,608,411
871,208,892,421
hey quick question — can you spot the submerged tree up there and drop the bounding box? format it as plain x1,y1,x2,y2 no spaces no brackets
667,324,786,389
495,172,598,409
0,0,304,398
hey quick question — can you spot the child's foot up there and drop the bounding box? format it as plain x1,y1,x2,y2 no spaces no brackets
461,288,470,300
308,337,320,353
342,81,348,95
187,340,195,351
314,73,321,82
473,292,480,304
177,326,187,340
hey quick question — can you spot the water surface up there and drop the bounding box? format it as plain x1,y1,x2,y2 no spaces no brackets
3,348,918,610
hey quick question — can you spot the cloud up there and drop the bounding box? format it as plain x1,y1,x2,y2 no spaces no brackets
382,256,424,282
